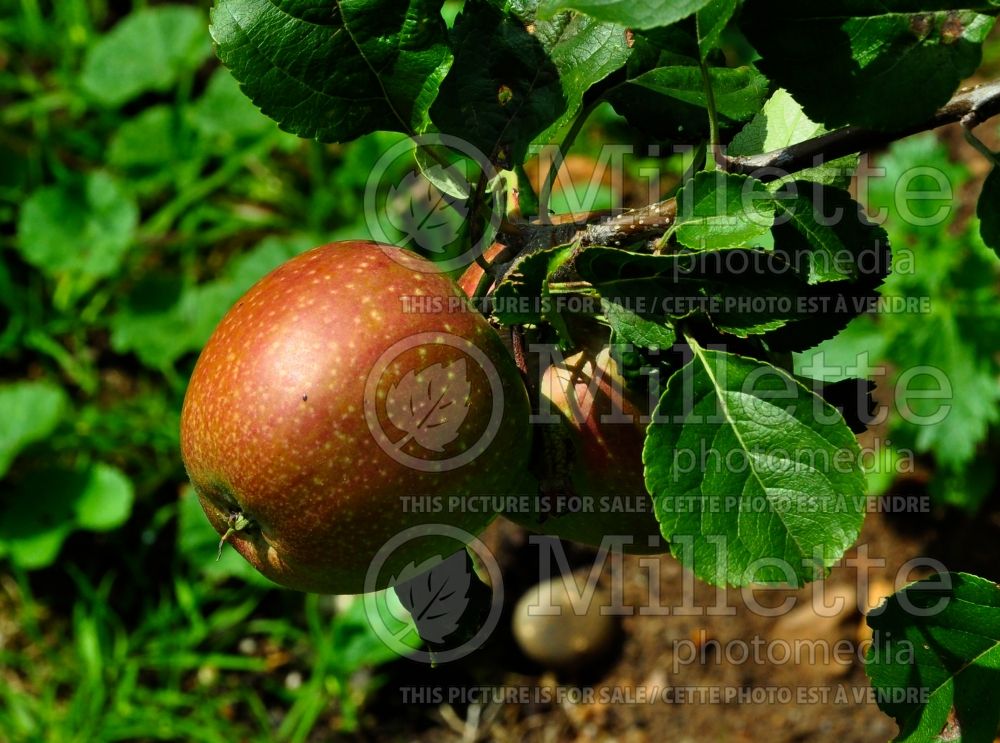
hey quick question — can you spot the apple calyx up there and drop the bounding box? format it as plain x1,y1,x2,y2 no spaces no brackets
217,511,254,561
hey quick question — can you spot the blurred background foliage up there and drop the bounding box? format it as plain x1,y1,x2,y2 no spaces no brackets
0,1,998,740
1,1,423,738
797,133,1000,512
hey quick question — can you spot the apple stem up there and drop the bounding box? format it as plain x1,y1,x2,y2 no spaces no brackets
216,512,253,561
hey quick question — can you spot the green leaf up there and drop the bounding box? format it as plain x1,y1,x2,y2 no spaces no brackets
430,0,565,164
111,237,309,369
110,275,195,370
576,246,883,349
74,464,135,531
852,138,999,471
538,0,713,30
191,68,277,142
630,64,768,121
111,282,239,369
602,298,677,349
81,5,212,108
928,459,995,511
864,444,903,498
17,171,139,294
978,165,1000,257
412,140,476,200
866,572,1000,743
868,133,968,255
225,235,313,287
863,133,974,303
0,525,71,571
740,2,997,130
757,183,891,352
794,315,886,382
492,244,576,325
603,23,713,142
729,88,858,188
886,306,1000,469
531,12,632,146
334,591,421,666
0,464,136,569
108,105,184,170
696,0,738,59
793,376,875,436
629,25,701,70
577,247,800,336
0,382,67,479
761,288,885,353
605,84,710,142
211,0,453,141
771,182,891,285
673,171,776,250
731,89,824,155
644,347,866,587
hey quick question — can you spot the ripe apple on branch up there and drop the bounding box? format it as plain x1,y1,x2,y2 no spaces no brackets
180,241,531,595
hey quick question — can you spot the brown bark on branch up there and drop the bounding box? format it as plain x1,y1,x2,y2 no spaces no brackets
724,79,1000,178
572,78,1000,248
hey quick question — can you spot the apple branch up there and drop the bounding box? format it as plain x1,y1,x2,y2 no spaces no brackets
723,79,1000,178
573,78,1000,248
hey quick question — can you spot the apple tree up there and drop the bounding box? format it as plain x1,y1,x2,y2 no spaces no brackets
182,1,1000,738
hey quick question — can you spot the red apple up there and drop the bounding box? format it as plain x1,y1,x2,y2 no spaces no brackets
514,346,667,554
455,255,665,554
181,241,531,594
